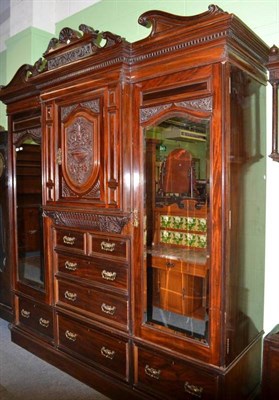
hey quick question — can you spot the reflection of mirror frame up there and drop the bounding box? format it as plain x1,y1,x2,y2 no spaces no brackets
267,45,279,162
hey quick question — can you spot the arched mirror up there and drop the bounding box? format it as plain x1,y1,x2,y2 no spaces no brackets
15,137,44,288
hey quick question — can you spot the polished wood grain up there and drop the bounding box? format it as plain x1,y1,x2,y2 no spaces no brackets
0,5,269,400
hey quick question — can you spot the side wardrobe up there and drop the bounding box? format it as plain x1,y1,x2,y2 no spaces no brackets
0,6,269,400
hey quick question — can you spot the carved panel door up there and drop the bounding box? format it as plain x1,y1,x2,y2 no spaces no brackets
57,97,103,205
44,85,122,210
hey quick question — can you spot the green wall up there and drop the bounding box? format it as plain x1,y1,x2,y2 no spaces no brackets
0,27,52,128
55,0,278,45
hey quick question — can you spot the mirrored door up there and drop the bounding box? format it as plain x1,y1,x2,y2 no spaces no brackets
143,113,210,342
16,139,44,288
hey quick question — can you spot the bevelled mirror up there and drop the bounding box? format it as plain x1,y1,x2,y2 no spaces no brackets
15,137,44,288
143,112,210,342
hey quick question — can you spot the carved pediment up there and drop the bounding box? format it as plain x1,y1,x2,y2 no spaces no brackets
42,24,125,71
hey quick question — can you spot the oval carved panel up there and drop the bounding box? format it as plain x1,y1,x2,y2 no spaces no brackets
62,111,100,194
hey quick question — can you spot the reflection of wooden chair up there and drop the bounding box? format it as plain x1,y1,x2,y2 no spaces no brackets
160,148,193,195
157,148,207,208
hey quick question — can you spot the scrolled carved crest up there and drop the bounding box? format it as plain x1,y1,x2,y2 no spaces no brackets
138,5,226,37
45,27,83,54
40,24,125,71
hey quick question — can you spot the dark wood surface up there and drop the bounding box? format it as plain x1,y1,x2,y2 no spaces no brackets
0,5,269,399
0,131,12,321
262,325,279,400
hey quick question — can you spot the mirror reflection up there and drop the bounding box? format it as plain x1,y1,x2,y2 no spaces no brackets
16,140,44,288
144,114,210,342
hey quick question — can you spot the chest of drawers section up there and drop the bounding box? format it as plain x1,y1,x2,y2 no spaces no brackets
54,227,130,331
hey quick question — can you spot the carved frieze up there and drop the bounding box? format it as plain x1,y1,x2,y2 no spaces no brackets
61,99,100,121
140,97,212,123
43,209,130,233
175,97,213,112
13,128,42,145
140,104,172,123
48,44,94,70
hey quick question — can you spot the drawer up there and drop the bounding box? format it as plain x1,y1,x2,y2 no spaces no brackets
55,228,85,253
135,346,218,400
57,314,128,380
57,280,128,328
152,256,207,278
18,297,53,340
56,252,128,291
89,234,129,261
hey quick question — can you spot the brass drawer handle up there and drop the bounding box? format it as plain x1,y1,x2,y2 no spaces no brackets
100,241,116,252
101,270,117,281
166,261,175,268
63,235,76,245
65,260,78,271
144,364,161,380
101,303,116,315
65,330,77,342
100,346,115,360
64,290,77,302
184,381,204,398
21,309,31,319
39,317,50,328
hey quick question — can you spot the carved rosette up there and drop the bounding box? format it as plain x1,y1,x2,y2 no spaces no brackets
43,210,130,233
